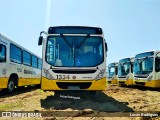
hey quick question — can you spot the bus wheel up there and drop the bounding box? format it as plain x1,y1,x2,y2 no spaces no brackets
7,80,15,93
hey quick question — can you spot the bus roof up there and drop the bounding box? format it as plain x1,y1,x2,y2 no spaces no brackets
134,50,160,58
119,57,134,63
108,62,118,67
135,50,160,56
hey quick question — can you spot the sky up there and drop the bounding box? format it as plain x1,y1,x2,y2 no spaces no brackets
0,0,160,65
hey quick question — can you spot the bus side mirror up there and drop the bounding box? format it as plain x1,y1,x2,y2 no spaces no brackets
38,36,43,45
105,43,108,52
155,57,160,72
130,62,133,73
0,45,2,52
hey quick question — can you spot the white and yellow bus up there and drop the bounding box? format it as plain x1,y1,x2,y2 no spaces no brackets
107,62,118,84
38,26,108,92
0,33,42,93
134,50,160,88
118,57,134,86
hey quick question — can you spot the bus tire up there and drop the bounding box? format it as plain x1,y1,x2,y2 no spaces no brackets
7,79,15,93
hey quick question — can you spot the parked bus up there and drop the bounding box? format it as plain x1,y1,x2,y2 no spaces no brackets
118,57,134,86
134,50,160,88
38,26,108,92
0,33,42,93
107,62,118,84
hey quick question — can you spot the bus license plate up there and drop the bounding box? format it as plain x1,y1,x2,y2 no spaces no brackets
68,86,80,90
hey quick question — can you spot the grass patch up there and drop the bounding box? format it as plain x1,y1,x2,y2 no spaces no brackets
36,89,44,94
0,101,23,110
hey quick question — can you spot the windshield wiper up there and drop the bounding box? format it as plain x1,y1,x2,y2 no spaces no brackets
60,34,72,48
142,57,148,61
77,34,90,49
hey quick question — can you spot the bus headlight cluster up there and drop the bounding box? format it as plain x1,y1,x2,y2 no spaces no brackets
126,75,129,80
44,69,55,80
147,75,152,81
94,69,105,80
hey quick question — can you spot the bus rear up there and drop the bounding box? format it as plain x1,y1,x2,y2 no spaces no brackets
38,26,108,91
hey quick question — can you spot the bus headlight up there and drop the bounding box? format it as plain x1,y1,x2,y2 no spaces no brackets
126,75,129,80
94,69,105,80
44,69,55,80
147,75,152,81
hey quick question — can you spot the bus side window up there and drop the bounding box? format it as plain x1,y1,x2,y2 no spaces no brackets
23,50,31,66
32,55,38,68
0,44,6,62
10,44,22,64
38,59,42,69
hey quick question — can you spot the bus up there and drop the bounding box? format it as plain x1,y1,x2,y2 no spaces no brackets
118,57,134,86
107,62,118,84
133,50,160,88
38,26,108,92
0,33,42,93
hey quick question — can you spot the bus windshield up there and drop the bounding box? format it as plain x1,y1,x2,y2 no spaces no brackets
46,36,104,67
108,66,115,77
118,62,130,76
134,57,153,75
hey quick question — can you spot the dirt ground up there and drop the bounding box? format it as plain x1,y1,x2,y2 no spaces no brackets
0,84,160,120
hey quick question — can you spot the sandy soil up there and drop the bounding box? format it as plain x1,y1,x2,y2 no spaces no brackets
0,85,160,120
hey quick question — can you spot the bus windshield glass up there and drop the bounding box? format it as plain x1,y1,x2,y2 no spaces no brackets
118,62,130,76
46,36,104,67
108,66,115,77
134,56,153,75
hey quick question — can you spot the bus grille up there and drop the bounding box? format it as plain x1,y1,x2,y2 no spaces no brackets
56,82,92,89
119,81,125,84
135,82,145,86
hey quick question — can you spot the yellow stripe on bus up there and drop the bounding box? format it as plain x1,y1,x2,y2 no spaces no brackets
0,77,41,89
18,78,41,86
0,77,8,88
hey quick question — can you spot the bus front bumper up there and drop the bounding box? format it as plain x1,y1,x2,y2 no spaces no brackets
111,79,118,84
118,79,135,86
135,80,160,88
125,79,135,86
41,77,107,91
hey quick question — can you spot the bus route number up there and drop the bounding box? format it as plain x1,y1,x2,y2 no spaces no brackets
56,75,70,80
